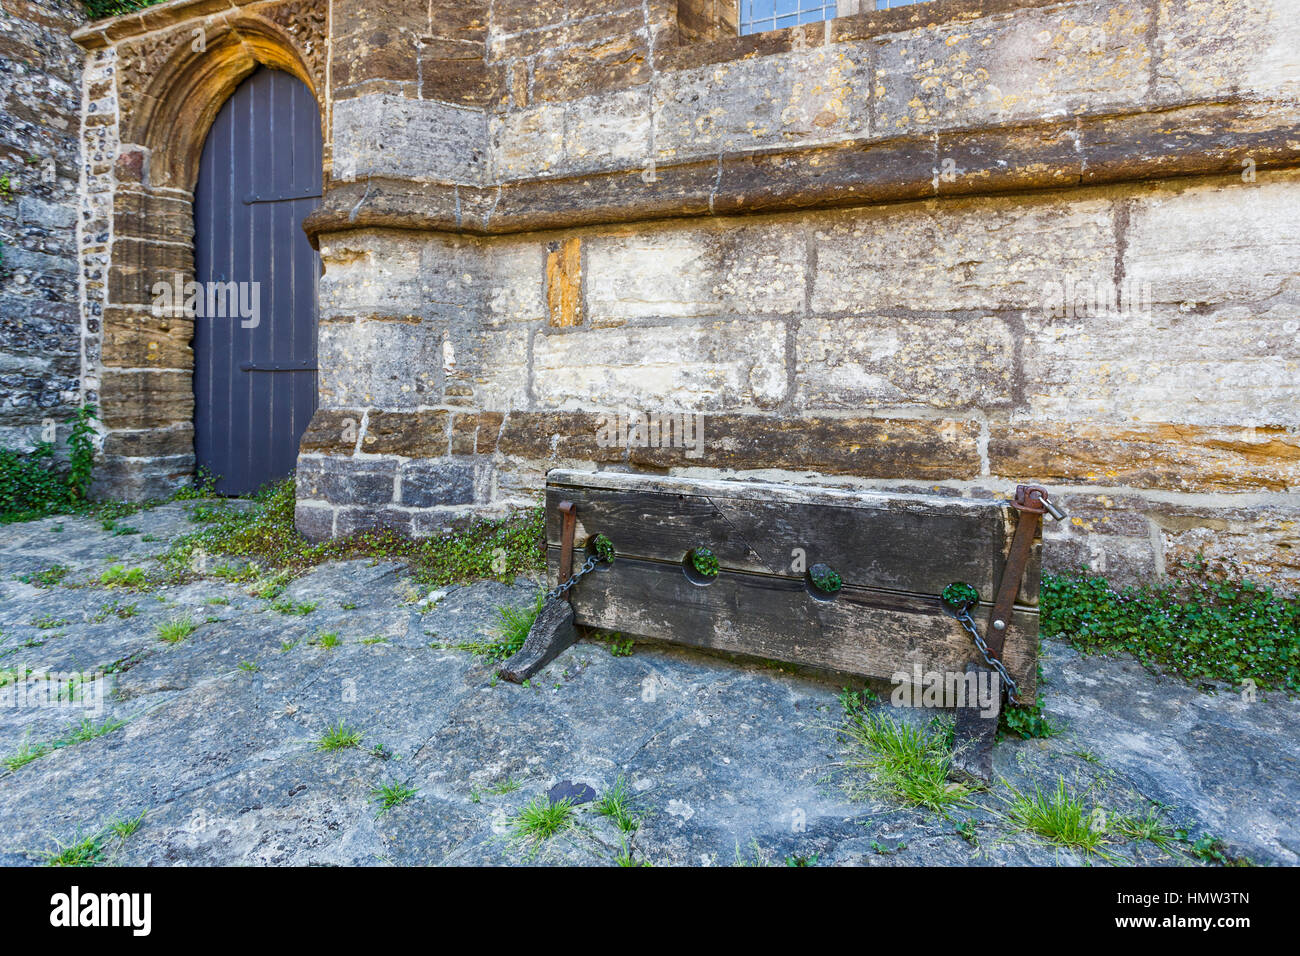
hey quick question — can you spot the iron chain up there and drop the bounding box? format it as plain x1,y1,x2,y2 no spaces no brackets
545,553,603,602
953,607,1021,705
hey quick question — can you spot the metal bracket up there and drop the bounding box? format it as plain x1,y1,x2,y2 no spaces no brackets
557,500,577,604
984,485,1064,659
243,191,323,205
239,360,318,373
950,485,1066,784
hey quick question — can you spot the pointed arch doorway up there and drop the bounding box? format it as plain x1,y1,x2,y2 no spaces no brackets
193,66,322,496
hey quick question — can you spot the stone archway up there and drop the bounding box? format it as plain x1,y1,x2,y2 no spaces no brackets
80,7,326,499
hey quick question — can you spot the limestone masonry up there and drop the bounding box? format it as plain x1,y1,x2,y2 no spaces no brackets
2,0,1297,590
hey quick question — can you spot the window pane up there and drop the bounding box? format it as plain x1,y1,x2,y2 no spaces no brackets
738,0,936,36
739,0,837,35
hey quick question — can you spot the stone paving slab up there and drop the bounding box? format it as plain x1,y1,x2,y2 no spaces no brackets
0,500,1296,867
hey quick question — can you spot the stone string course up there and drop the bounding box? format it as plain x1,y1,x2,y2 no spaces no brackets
61,0,1300,593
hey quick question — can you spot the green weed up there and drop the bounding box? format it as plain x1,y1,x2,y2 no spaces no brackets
156,614,196,644
594,776,641,833
317,720,363,752
839,711,970,815
510,795,578,849
371,781,418,816
1003,777,1107,855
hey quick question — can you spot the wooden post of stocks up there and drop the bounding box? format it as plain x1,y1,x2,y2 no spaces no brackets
499,501,580,683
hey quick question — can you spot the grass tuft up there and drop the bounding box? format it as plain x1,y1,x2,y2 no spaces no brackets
487,777,522,796
39,833,106,867
839,710,970,815
456,591,545,661
106,810,147,841
510,795,578,848
91,600,138,622
732,838,773,867
18,565,71,588
3,717,127,772
317,720,363,752
615,837,650,867
1003,777,1106,854
156,613,197,644
159,479,545,595
35,807,148,867
270,599,317,616
371,781,418,817
1113,809,1178,851
594,775,641,833
100,564,149,589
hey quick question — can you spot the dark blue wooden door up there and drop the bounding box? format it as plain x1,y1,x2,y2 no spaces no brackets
194,68,321,496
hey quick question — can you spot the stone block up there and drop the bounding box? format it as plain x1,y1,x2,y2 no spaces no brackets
1123,172,1300,307
399,459,481,507
100,424,193,459
585,222,805,323
331,0,425,89
299,456,398,507
653,44,871,161
531,319,788,410
101,308,194,368
294,502,336,542
99,369,193,429
319,318,442,408
987,421,1300,493
497,410,626,463
625,413,982,479
361,410,450,458
1154,0,1300,102
874,1,1151,134
107,238,193,307
795,313,1017,410
299,409,364,454
812,193,1115,314
332,94,488,184
1021,303,1300,427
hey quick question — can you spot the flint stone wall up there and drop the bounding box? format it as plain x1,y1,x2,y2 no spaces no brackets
0,0,84,452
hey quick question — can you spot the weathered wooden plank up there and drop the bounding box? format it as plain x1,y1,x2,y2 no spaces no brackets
499,598,578,684
544,472,1038,606
949,663,1001,785
556,552,1038,701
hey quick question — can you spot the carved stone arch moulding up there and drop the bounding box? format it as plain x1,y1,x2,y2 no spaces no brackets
80,6,328,500
122,14,324,192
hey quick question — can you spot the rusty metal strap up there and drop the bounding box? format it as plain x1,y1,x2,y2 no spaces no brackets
546,501,607,603
985,484,1065,659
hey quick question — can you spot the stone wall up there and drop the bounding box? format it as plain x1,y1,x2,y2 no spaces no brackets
75,0,1300,591
0,0,84,451
298,170,1300,589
